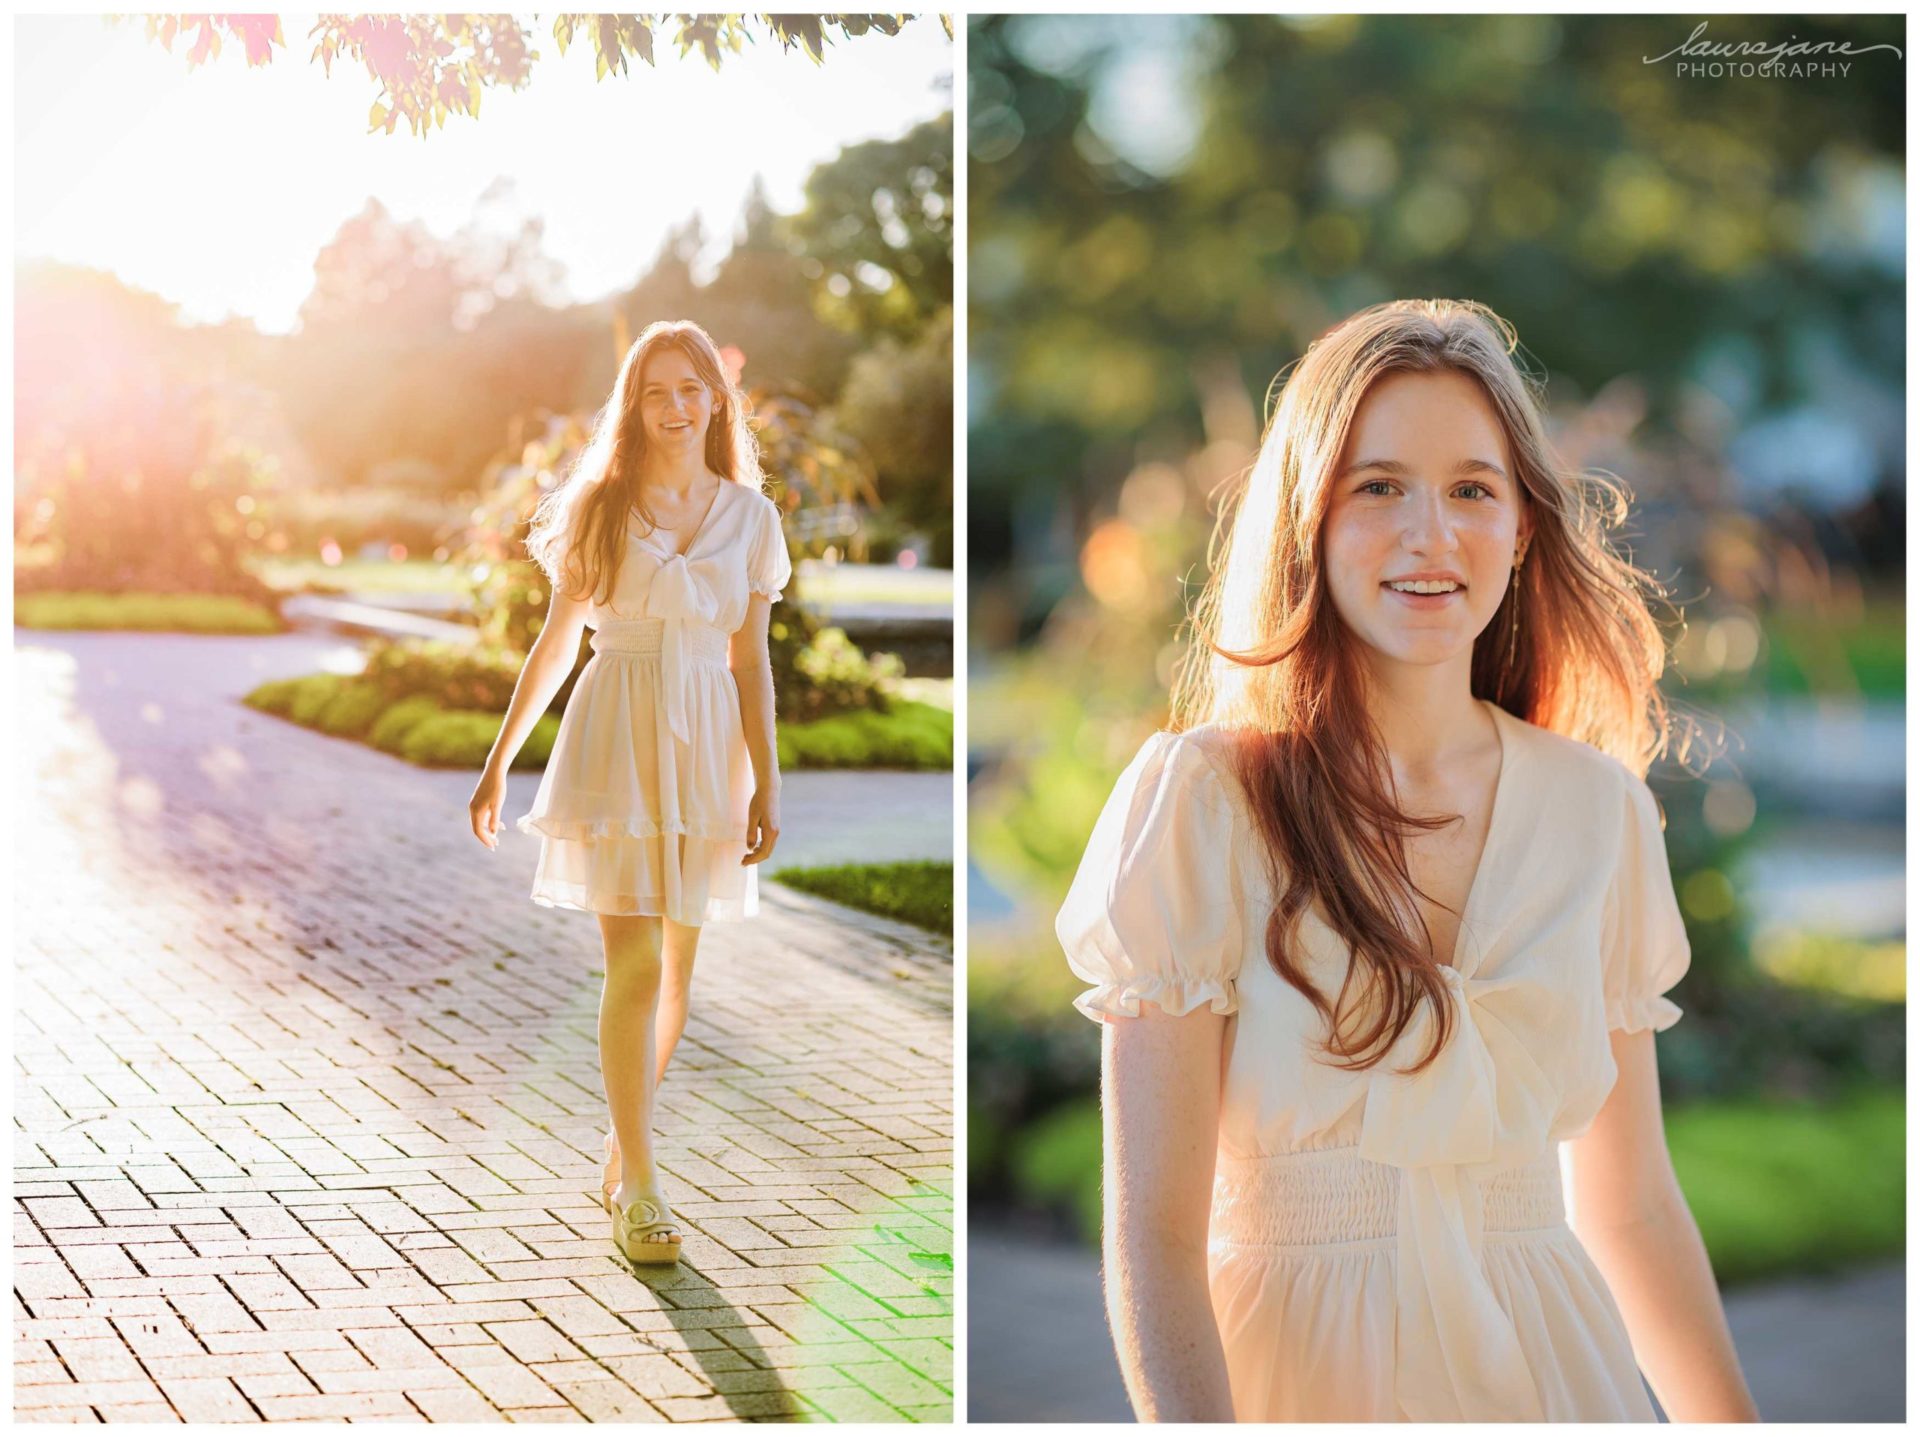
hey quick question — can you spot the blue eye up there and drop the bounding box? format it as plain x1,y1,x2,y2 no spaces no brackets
1456,482,1493,500
1359,480,1395,496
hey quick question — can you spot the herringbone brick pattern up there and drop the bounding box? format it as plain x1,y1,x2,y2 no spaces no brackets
14,632,953,1422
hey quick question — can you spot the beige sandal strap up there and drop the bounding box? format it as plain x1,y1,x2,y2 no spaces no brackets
620,1197,680,1236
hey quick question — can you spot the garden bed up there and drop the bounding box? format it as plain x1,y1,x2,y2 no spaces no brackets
243,669,952,772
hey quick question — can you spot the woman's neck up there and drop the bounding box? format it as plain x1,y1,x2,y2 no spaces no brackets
1360,654,1490,777
637,449,714,500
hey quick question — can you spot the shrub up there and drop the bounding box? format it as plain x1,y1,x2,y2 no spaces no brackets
368,695,445,754
790,626,905,717
400,710,506,768
398,709,558,769
243,676,308,717
362,637,525,710
287,677,344,727
16,372,280,603
316,680,388,739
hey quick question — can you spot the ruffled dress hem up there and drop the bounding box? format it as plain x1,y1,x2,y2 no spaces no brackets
1604,993,1684,1034
528,881,757,924
515,813,747,844
1072,976,1240,1022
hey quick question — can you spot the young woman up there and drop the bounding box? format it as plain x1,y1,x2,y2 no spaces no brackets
468,320,790,1266
1056,299,1759,1421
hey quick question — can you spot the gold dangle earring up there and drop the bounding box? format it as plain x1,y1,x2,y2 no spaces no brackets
1505,543,1526,673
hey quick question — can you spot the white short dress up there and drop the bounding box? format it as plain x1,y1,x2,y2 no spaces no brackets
1056,700,1692,1422
517,480,791,924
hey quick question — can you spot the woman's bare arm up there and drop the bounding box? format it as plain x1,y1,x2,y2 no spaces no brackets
468,586,589,847
1566,1026,1760,1421
1101,1003,1236,1422
728,593,780,864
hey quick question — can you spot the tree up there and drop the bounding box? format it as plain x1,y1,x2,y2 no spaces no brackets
786,112,954,339
833,308,954,561
967,13,1905,581
126,14,945,136
275,193,594,492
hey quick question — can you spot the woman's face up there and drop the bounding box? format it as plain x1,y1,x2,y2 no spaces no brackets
637,345,716,456
1321,369,1530,675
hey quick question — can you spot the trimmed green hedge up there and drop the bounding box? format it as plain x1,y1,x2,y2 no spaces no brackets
771,861,953,933
245,669,948,772
777,699,953,770
16,591,282,635
244,672,558,770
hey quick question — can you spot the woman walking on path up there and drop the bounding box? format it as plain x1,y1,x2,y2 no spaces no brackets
1058,299,1758,1421
469,320,791,1265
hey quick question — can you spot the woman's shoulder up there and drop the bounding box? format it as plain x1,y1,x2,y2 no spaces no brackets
1119,724,1249,818
734,480,782,518
1493,702,1642,805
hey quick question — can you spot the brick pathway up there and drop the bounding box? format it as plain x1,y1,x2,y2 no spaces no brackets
14,631,953,1423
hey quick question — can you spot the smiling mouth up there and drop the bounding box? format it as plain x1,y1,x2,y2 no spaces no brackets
1384,579,1463,595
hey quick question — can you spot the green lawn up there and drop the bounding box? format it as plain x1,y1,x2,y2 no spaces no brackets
1665,1085,1905,1285
772,861,953,933
16,591,282,634
983,1084,1904,1288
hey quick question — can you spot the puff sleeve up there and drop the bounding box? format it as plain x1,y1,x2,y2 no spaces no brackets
747,494,793,602
1600,770,1693,1034
1055,730,1249,1023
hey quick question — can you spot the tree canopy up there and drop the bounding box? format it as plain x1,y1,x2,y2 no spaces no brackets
968,13,1905,580
127,13,946,136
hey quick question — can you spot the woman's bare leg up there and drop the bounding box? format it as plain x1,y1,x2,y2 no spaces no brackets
655,919,703,1086
597,913,673,1226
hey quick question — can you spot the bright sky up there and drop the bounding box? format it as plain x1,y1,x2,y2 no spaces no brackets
15,14,952,334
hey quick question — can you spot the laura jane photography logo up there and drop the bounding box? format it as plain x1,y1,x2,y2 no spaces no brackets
1645,20,1902,79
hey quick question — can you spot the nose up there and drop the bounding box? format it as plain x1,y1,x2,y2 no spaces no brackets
1402,490,1459,556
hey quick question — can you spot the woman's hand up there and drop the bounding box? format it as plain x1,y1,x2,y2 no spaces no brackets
468,763,508,850
742,785,781,865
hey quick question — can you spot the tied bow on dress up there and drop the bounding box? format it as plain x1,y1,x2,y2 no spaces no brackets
1357,958,1551,1422
640,552,723,746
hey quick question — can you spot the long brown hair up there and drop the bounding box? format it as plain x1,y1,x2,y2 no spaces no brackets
1170,298,1679,1076
526,319,761,605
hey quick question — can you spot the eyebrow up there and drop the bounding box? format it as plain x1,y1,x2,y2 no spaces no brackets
1342,456,1509,480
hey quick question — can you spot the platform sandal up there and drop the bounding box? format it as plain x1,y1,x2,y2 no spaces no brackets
611,1192,683,1264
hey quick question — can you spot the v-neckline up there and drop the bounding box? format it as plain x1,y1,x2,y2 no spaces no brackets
1444,698,1514,976
633,479,729,560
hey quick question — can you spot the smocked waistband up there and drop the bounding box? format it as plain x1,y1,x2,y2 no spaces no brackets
590,618,729,663
1210,1145,1566,1250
